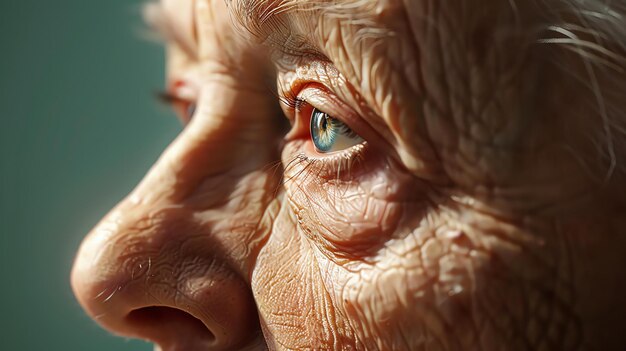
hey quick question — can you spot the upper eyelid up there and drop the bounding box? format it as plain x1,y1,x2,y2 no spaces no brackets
280,85,363,141
278,83,354,122
278,81,336,113
155,91,189,106
156,79,198,106
297,87,354,122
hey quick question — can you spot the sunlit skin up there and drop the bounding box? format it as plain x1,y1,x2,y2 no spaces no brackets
71,0,626,350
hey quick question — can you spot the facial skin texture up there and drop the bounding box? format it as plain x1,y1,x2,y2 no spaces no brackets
72,0,626,350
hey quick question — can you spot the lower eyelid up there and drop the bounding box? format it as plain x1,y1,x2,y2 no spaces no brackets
282,139,371,182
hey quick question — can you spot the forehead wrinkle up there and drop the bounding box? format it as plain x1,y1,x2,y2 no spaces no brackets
225,0,396,70
225,0,320,64
226,0,386,40
226,0,294,40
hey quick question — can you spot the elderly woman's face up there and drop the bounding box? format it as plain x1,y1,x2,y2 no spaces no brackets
71,0,626,350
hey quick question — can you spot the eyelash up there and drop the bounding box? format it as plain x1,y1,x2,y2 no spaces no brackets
156,90,196,122
282,142,368,185
279,87,305,112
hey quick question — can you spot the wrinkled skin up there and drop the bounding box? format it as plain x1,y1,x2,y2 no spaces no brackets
71,0,626,350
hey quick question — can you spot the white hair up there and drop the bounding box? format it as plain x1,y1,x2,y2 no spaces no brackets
537,0,626,182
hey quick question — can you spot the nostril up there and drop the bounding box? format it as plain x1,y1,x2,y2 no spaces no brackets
126,306,216,348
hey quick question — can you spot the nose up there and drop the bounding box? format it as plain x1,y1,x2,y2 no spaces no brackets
70,109,275,350
71,199,261,350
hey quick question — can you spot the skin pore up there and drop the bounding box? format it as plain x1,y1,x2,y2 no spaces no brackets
71,0,626,350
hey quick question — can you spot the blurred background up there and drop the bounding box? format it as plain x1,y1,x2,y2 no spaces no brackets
0,0,181,349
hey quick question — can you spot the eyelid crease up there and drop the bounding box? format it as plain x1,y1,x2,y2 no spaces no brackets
297,87,357,127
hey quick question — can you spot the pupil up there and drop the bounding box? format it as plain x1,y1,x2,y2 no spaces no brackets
321,115,328,131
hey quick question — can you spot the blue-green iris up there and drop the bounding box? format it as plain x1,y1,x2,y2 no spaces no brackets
310,108,363,153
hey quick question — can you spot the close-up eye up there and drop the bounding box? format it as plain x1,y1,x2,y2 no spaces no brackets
310,107,363,153
156,79,199,123
284,85,369,158
157,91,197,123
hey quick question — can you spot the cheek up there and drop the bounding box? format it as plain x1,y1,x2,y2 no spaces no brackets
282,142,432,259
264,136,575,349
338,208,576,349
250,203,360,348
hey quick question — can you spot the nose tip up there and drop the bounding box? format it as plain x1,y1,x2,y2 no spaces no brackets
71,209,261,351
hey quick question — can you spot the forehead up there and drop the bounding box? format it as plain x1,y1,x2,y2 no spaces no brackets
225,0,390,39
151,0,396,56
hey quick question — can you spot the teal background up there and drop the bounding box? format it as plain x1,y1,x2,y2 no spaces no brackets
0,1,180,350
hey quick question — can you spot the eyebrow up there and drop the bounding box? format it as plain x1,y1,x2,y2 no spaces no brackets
226,0,390,61
226,0,298,38
142,2,199,59
226,0,321,57
226,0,376,34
